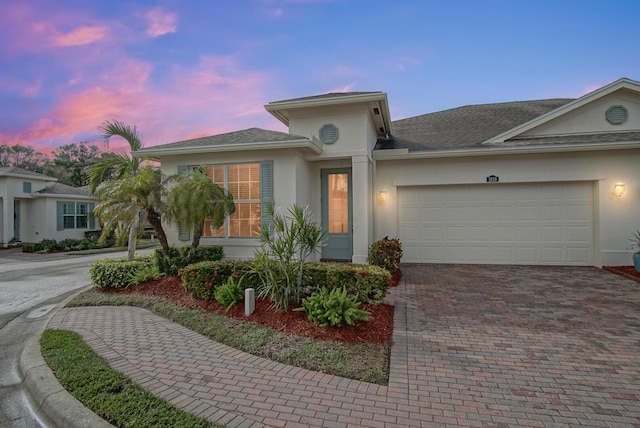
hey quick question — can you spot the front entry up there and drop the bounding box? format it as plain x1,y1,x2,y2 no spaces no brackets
321,168,352,260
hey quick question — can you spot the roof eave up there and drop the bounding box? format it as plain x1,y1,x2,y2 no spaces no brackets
265,92,389,127
373,141,640,160
0,172,58,182
133,138,322,157
33,193,92,200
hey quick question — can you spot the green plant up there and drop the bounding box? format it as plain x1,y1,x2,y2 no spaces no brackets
214,276,244,311
89,255,155,289
255,203,326,311
22,244,36,253
155,246,224,276
367,236,403,272
128,263,161,286
296,286,370,327
302,262,390,304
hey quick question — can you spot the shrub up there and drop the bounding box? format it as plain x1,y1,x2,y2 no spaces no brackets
367,236,403,272
296,286,370,327
89,255,155,289
38,238,59,252
302,263,390,304
84,230,102,241
22,244,36,253
155,245,224,276
255,204,326,311
179,260,237,300
214,276,244,311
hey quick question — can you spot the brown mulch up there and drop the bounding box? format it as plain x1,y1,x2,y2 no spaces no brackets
604,266,640,282
101,276,394,345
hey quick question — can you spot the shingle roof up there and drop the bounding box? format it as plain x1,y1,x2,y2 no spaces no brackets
0,166,56,180
137,127,308,152
376,99,575,152
493,131,640,147
35,183,90,197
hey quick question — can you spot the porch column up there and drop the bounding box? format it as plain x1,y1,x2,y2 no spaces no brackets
351,155,371,264
2,196,13,247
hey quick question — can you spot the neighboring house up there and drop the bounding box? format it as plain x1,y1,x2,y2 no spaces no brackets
0,167,96,246
136,77,640,267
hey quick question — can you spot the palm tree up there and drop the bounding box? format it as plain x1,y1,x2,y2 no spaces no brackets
165,167,235,262
93,166,171,270
88,120,156,260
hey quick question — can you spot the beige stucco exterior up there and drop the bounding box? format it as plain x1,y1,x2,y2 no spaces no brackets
145,78,640,267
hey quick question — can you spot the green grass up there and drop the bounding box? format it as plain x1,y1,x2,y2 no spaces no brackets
67,292,390,384
41,329,223,428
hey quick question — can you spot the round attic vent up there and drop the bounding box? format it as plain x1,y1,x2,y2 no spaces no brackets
606,105,628,125
319,123,339,144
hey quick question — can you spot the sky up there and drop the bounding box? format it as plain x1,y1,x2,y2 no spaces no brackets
0,0,638,154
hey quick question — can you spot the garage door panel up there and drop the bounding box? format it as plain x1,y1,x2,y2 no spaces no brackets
398,182,593,265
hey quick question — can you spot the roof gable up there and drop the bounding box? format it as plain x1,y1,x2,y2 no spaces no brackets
484,77,640,145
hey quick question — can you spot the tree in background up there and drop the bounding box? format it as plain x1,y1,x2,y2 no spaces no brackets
0,144,51,173
46,142,101,187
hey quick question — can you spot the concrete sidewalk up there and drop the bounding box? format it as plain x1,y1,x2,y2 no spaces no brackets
26,265,640,427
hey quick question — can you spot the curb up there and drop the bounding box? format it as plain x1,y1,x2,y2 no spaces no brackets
17,288,114,428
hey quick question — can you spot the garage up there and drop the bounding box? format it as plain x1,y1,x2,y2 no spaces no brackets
398,181,594,265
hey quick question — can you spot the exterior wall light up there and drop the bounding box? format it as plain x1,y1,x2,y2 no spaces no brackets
613,183,626,197
379,190,387,203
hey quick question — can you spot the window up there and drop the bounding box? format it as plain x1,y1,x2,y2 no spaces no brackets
202,163,265,238
58,202,91,230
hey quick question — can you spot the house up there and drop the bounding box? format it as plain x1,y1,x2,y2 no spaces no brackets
0,167,96,246
136,77,640,267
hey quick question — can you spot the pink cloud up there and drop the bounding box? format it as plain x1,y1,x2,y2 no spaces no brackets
145,7,177,37
0,54,283,151
51,25,108,47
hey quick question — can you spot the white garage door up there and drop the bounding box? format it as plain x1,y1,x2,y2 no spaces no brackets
398,182,594,265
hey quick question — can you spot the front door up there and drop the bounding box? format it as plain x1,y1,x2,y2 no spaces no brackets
321,168,352,260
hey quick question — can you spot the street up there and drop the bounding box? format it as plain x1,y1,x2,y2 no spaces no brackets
0,247,151,427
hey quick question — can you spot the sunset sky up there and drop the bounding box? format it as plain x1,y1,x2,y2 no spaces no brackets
1,0,638,154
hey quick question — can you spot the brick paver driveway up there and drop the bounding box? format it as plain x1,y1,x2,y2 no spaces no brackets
51,264,640,427
400,264,640,427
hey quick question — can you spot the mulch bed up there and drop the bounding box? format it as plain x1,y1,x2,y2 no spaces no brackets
604,266,640,283
101,276,394,345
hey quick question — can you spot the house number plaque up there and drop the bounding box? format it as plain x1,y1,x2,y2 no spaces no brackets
486,175,499,182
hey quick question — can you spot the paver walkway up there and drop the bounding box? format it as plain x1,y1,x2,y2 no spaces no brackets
49,265,640,427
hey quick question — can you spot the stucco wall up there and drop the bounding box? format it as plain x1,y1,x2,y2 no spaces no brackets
158,150,316,260
374,148,640,266
522,89,640,136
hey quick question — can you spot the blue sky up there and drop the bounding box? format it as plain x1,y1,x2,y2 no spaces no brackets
0,0,638,153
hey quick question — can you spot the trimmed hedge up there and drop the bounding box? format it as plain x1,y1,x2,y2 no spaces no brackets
154,246,224,276
302,263,390,305
181,260,389,305
89,255,155,289
22,237,116,253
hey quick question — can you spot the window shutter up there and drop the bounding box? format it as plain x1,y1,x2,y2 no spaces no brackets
88,202,96,229
56,201,64,231
260,160,273,232
177,165,190,241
